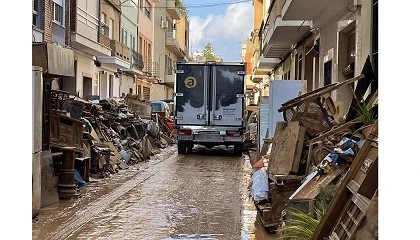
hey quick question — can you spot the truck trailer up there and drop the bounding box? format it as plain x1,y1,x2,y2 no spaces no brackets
174,61,246,155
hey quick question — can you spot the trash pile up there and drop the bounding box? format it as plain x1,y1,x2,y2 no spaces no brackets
80,97,170,178
247,58,379,232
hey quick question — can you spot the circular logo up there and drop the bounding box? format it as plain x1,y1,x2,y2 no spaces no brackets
184,77,197,88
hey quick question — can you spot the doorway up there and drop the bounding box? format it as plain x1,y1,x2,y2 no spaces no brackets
99,73,107,99
83,76,92,99
109,74,114,97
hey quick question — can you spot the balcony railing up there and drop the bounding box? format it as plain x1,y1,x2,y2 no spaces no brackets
110,40,130,62
131,49,144,71
99,33,111,48
52,22,66,46
144,60,160,77
165,68,174,75
166,0,181,20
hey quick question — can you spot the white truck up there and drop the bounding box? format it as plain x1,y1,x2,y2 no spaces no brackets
174,61,246,155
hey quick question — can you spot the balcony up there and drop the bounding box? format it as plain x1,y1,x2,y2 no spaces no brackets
166,0,181,20
70,5,111,56
131,49,144,71
261,0,311,59
164,68,175,87
165,32,185,58
144,60,160,77
96,39,130,69
281,0,350,28
254,55,279,75
118,49,145,77
99,33,111,48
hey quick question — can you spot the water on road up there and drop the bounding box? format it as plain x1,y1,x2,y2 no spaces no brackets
32,145,277,240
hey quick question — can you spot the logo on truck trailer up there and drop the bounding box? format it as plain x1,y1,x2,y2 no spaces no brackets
184,76,197,88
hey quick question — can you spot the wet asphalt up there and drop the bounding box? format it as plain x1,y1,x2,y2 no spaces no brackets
32,145,277,240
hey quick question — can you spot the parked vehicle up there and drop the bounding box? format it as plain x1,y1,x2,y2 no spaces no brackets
150,100,171,117
174,61,246,155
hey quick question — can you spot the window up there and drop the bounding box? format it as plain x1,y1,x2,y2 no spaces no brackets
324,60,332,86
130,34,135,50
100,12,108,36
145,0,151,18
139,37,143,54
53,2,64,26
298,55,302,80
143,86,151,101
122,29,128,45
32,0,40,27
147,43,152,64
109,18,114,39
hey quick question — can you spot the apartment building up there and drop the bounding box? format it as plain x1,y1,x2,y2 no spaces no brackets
32,0,75,151
251,0,378,118
119,0,144,96
137,0,158,101
96,0,129,99
241,40,257,106
152,0,189,100
249,0,273,99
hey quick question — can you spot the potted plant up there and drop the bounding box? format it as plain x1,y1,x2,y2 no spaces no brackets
356,99,377,138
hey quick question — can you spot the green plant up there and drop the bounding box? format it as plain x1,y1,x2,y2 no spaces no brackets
355,99,377,126
175,0,189,17
277,207,327,240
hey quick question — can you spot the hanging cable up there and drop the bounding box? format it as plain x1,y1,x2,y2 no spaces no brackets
120,0,252,8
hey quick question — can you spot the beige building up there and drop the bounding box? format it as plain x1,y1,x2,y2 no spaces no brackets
252,0,378,117
250,0,273,99
136,0,159,101
152,0,189,100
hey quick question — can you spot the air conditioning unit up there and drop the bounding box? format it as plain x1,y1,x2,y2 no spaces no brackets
160,20,168,29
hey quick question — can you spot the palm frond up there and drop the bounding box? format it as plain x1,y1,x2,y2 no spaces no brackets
277,207,327,240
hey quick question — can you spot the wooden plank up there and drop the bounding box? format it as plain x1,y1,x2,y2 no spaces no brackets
292,125,307,172
312,121,378,240
278,74,364,113
269,174,305,182
104,142,121,165
267,121,306,175
291,165,347,200
306,120,361,145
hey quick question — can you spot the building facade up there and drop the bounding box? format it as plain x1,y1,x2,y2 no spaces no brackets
152,0,189,100
251,0,378,119
33,0,190,101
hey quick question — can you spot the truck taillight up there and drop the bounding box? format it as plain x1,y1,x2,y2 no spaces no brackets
179,129,192,135
227,131,240,137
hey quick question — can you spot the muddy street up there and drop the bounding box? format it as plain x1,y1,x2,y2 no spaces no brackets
32,146,277,240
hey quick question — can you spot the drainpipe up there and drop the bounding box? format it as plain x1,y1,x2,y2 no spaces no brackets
98,0,101,43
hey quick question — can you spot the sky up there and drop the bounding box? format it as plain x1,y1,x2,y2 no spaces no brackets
183,0,254,62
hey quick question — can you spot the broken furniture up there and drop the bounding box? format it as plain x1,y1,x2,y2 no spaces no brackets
312,122,378,239
56,147,79,199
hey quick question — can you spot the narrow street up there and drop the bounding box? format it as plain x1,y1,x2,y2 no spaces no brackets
32,146,276,240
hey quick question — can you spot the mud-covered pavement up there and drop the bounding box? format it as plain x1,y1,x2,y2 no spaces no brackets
32,145,277,240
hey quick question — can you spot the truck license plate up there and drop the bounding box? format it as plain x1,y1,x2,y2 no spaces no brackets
177,135,193,141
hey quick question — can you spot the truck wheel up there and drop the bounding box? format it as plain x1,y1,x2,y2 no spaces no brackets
187,142,194,153
233,143,243,155
178,142,187,154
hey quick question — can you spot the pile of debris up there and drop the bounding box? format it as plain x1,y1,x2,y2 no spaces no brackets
248,57,379,236
80,97,168,178
49,90,174,185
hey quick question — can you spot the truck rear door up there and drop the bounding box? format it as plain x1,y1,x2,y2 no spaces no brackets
210,64,245,127
174,63,209,126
